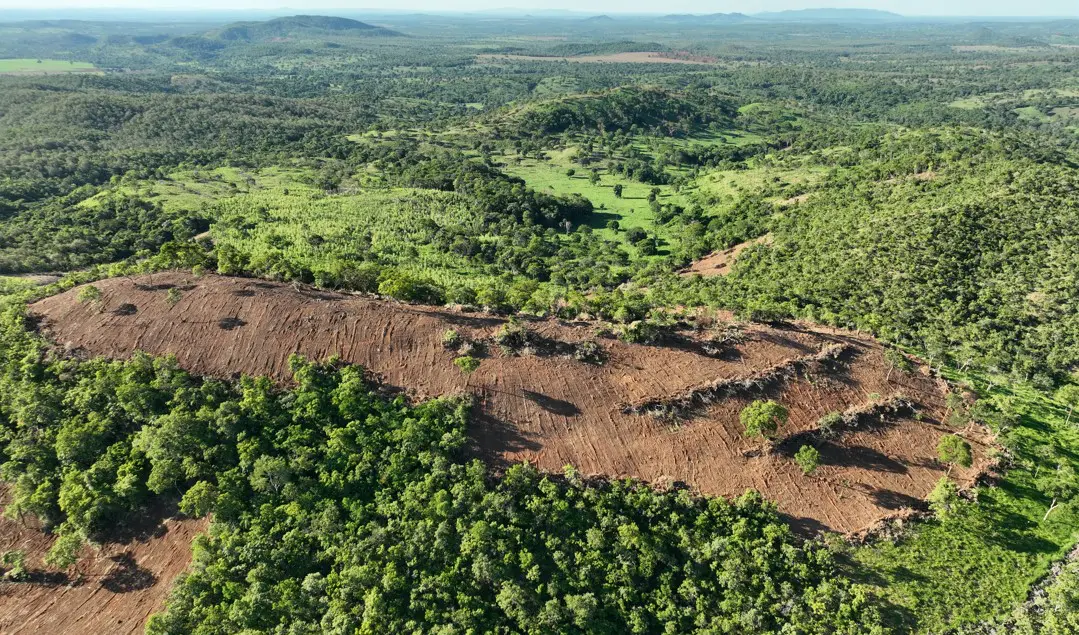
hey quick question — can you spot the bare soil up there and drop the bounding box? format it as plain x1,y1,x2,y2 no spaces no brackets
31,273,992,536
0,501,205,634
681,234,773,278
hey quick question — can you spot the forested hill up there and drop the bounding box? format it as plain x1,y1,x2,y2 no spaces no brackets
215,15,401,41
692,128,1079,379
506,87,737,137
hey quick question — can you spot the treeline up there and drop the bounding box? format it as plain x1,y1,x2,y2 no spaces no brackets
0,305,885,634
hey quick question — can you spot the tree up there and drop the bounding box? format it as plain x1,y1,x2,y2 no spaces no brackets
1042,463,1078,521
2,550,28,582
794,445,821,475
937,434,973,475
884,348,913,381
250,456,291,495
613,184,623,198
1056,384,1079,426
77,285,102,307
927,476,961,520
44,529,84,570
565,168,576,177
625,227,647,245
740,400,789,440
589,171,600,185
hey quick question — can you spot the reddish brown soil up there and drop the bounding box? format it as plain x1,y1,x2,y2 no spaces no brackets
0,505,205,634
31,273,992,535
682,234,773,278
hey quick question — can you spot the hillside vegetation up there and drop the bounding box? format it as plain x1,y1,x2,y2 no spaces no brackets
0,11,1079,635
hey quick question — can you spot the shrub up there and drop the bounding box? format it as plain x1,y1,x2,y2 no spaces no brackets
442,329,462,350
454,355,481,375
817,412,843,439
494,320,534,355
795,445,821,475
573,339,605,364
165,288,183,307
1,550,27,582
76,285,102,305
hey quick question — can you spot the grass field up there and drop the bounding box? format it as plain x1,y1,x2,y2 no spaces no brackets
852,371,1079,632
0,59,96,73
503,148,822,255
78,166,307,214
210,181,496,287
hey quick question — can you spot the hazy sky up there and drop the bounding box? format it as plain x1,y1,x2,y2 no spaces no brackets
0,0,1074,16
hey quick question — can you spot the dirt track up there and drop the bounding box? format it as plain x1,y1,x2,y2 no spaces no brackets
31,273,991,535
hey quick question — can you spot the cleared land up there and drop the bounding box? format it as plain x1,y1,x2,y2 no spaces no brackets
682,234,773,277
0,502,205,634
32,273,991,536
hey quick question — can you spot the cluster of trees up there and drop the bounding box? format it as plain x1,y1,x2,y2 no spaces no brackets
0,305,885,633
511,87,737,138
0,189,208,273
696,130,1079,379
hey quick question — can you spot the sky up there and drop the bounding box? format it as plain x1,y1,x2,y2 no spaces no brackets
0,0,1074,17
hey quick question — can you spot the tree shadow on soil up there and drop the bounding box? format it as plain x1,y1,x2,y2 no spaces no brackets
522,390,581,417
780,513,830,537
218,316,246,330
871,489,926,511
101,553,156,593
819,443,909,474
466,408,543,468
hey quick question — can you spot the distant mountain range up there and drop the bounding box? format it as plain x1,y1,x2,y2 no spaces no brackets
656,9,903,23
754,8,905,22
658,13,755,24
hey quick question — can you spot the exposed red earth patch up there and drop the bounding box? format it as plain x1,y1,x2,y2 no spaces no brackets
0,496,205,635
30,273,993,537
681,234,773,278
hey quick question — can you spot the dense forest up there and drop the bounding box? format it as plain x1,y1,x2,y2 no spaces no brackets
0,9,1078,635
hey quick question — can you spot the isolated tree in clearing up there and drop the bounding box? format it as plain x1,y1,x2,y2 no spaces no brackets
454,355,480,375
937,434,973,476
794,445,821,475
76,284,101,307
740,400,789,441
